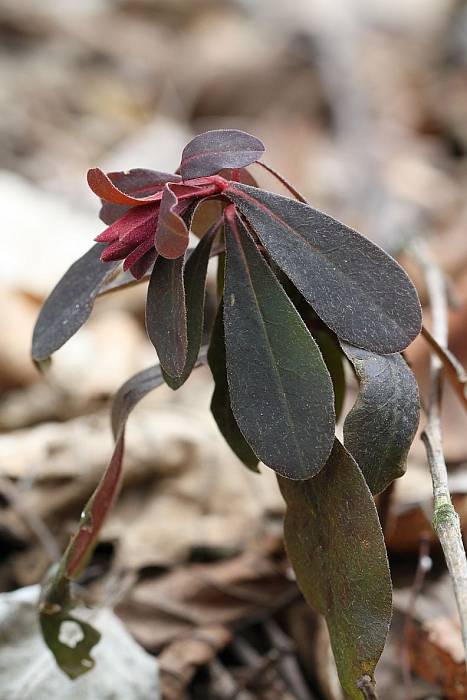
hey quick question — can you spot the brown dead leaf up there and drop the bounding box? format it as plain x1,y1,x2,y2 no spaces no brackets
116,549,293,651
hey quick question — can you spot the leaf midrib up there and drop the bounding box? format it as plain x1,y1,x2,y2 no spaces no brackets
227,218,307,472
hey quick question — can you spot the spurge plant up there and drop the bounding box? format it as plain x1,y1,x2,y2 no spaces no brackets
32,129,422,698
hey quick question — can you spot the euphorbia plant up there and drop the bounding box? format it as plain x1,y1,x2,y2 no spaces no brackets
32,129,421,698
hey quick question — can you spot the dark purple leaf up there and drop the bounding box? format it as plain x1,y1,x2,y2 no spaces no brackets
180,129,265,180
208,304,259,472
279,439,392,699
32,244,121,362
225,183,422,353
155,184,190,259
341,342,420,495
164,224,218,389
223,209,335,479
146,255,187,380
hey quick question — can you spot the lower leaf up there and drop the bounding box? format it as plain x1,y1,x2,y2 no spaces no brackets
278,439,392,699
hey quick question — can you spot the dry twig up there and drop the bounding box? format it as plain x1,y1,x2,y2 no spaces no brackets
412,240,467,664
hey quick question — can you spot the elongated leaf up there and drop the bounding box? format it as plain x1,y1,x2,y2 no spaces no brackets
155,184,190,258
341,342,420,495
279,439,392,700
164,226,218,389
225,183,421,353
146,255,187,380
223,209,334,479
180,129,265,180
32,244,121,362
99,169,179,225
208,304,259,472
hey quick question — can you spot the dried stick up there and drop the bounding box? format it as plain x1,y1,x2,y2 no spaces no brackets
412,240,467,663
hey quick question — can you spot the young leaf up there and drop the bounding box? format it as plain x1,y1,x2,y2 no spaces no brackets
208,304,259,472
163,224,218,389
99,169,179,225
225,183,422,354
146,255,187,380
155,184,190,259
223,209,335,479
279,439,392,700
32,244,121,362
180,129,265,180
341,342,420,495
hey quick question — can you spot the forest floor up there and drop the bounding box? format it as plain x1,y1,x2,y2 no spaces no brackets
1,1,467,698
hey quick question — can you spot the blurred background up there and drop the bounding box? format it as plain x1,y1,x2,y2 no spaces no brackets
1,1,467,698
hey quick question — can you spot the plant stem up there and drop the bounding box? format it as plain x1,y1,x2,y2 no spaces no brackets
412,239,467,664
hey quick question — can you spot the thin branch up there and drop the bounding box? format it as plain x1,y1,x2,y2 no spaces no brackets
411,239,467,664
421,325,467,411
254,161,308,203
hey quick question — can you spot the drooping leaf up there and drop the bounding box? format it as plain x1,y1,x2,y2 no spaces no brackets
180,129,265,180
208,304,259,472
98,168,179,225
164,224,218,389
154,184,190,259
225,183,422,354
1,585,158,694
146,255,187,380
279,439,392,700
39,575,101,679
314,328,346,420
341,342,420,495
32,244,121,362
38,362,169,676
223,208,335,479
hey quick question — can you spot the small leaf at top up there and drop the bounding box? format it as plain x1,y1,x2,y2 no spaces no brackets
146,255,187,380
341,342,420,495
164,223,218,389
32,244,121,362
99,169,178,225
180,129,265,180
223,208,335,479
225,183,422,354
278,439,392,700
208,304,259,472
154,184,190,259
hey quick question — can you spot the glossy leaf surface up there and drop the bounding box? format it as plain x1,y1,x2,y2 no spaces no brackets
341,342,420,495
32,244,121,362
223,210,334,479
180,129,264,180
208,305,259,472
279,440,392,699
225,183,421,353
146,255,187,380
